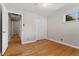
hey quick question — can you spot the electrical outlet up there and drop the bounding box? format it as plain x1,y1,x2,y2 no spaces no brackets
60,38,63,41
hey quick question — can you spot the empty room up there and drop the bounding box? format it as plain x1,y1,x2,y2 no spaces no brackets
1,3,79,56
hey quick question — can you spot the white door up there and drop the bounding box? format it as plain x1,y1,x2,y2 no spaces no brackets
2,4,8,55
36,16,47,40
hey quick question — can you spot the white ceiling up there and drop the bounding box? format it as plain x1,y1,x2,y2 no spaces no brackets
4,3,67,16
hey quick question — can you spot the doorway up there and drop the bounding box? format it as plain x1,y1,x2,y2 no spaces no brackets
8,12,22,44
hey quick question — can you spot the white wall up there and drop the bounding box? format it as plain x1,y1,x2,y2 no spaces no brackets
6,8,47,44
47,3,79,47
22,11,47,43
36,16,47,40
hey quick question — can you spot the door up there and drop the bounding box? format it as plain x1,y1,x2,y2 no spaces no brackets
2,4,8,55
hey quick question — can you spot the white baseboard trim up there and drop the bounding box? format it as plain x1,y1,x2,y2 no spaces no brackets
21,38,79,49
22,40,37,45
47,38,79,49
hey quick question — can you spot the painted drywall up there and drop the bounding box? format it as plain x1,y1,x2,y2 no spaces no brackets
35,16,47,40
47,3,79,47
22,11,47,43
6,7,47,44
0,4,1,52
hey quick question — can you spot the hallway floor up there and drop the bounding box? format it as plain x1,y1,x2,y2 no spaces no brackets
3,35,79,56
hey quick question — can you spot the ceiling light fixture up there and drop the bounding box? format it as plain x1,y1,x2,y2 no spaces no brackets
37,3,52,8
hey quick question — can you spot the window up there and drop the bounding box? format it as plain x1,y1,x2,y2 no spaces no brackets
66,12,79,22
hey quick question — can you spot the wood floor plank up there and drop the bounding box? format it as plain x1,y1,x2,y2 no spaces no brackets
70,49,79,56
3,35,79,56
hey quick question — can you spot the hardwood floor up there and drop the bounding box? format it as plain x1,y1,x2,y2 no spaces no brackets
3,35,79,56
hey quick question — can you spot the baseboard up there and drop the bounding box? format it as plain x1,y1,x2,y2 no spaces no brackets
22,40,37,44
47,38,79,49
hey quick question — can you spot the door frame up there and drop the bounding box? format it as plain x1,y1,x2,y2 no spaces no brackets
8,11,23,44
2,3,8,55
